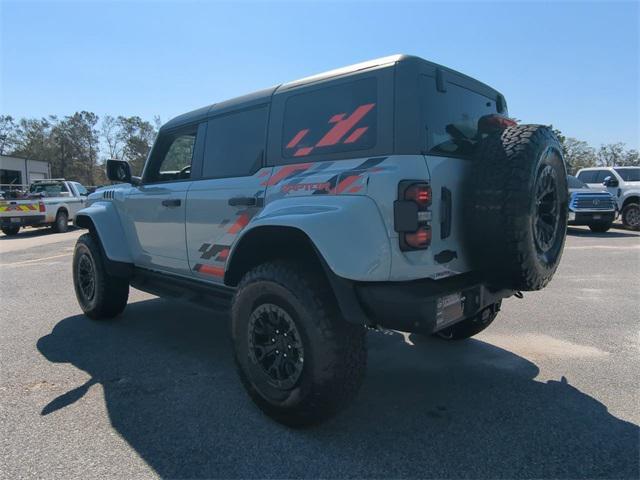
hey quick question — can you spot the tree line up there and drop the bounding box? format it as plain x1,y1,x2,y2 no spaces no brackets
0,113,159,186
552,129,639,174
0,113,638,187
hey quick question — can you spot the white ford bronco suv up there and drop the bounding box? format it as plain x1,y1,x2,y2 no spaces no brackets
72,55,568,426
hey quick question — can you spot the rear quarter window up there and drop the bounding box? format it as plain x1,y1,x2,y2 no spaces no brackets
203,106,268,178
281,77,377,159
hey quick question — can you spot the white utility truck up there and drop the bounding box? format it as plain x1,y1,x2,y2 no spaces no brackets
0,179,88,236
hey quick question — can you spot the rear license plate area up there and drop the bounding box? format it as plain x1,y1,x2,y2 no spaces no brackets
436,292,465,329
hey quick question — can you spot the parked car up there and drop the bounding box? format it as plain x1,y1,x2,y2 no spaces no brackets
576,166,640,230
567,175,616,232
0,179,88,236
72,55,568,426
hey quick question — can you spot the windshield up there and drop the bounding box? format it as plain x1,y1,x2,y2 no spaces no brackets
29,183,68,196
614,168,640,182
567,175,588,189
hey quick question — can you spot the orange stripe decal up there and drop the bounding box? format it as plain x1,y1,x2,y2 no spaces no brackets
316,103,375,147
286,129,310,149
264,163,312,186
227,213,250,234
344,126,368,144
197,264,225,277
334,175,361,194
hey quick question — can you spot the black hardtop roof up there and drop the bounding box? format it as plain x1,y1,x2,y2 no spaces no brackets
161,54,502,131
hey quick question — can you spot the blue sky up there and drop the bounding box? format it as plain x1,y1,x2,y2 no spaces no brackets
1,0,638,149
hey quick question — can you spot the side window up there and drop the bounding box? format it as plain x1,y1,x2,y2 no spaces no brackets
145,128,197,183
421,75,498,158
577,170,596,183
282,77,377,159
74,183,88,195
203,106,268,178
595,170,612,183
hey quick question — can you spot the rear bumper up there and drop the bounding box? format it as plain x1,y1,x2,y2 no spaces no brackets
1,215,46,228
568,210,615,225
335,272,511,334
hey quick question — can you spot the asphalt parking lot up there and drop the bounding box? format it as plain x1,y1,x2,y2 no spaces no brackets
1,225,638,479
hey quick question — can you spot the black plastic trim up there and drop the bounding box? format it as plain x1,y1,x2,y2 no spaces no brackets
130,267,234,311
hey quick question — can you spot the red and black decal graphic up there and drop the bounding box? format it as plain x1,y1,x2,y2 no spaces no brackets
193,263,225,277
198,243,230,260
312,156,387,195
262,163,313,186
281,182,332,194
285,103,375,158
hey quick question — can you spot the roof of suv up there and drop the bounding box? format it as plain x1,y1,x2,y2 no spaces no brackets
162,54,501,131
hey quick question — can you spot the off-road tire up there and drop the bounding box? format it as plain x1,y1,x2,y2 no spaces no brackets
588,221,613,233
467,124,568,291
621,203,640,231
1,225,20,236
72,233,129,319
52,210,68,233
231,260,367,427
433,302,501,341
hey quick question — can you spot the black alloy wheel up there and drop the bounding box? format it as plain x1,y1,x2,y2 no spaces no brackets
533,164,560,255
248,303,305,390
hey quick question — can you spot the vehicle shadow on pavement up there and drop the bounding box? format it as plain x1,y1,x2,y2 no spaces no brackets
37,298,639,479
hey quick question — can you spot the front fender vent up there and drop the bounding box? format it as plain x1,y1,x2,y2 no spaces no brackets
102,190,115,200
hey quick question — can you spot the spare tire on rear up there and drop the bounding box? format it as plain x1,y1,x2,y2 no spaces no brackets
466,124,568,291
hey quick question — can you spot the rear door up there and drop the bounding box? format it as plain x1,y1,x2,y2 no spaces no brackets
121,124,203,274
185,105,270,283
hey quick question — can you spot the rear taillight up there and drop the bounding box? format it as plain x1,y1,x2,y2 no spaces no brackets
404,226,431,249
38,201,45,213
394,181,432,251
404,183,432,206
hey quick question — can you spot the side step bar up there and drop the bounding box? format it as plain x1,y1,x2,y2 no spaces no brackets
130,268,235,311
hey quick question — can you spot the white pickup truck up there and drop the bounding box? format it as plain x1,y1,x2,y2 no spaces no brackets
0,179,89,236
576,166,640,230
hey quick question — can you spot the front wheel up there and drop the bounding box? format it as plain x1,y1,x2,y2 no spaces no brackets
231,261,367,427
73,233,129,319
434,302,501,341
1,225,20,236
621,203,640,231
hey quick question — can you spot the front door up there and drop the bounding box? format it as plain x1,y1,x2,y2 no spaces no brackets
122,125,200,274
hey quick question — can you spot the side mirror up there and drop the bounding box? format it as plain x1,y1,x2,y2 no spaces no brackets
603,176,619,187
107,159,138,184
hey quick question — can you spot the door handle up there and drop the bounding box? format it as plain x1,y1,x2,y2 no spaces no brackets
161,199,181,207
228,196,259,207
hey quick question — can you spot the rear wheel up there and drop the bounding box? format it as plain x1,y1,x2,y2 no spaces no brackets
1,225,20,236
231,260,367,427
621,203,640,231
52,210,68,233
73,233,129,319
588,221,613,233
434,302,501,341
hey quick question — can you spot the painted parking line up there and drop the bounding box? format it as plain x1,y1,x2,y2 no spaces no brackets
565,245,640,250
0,252,72,266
